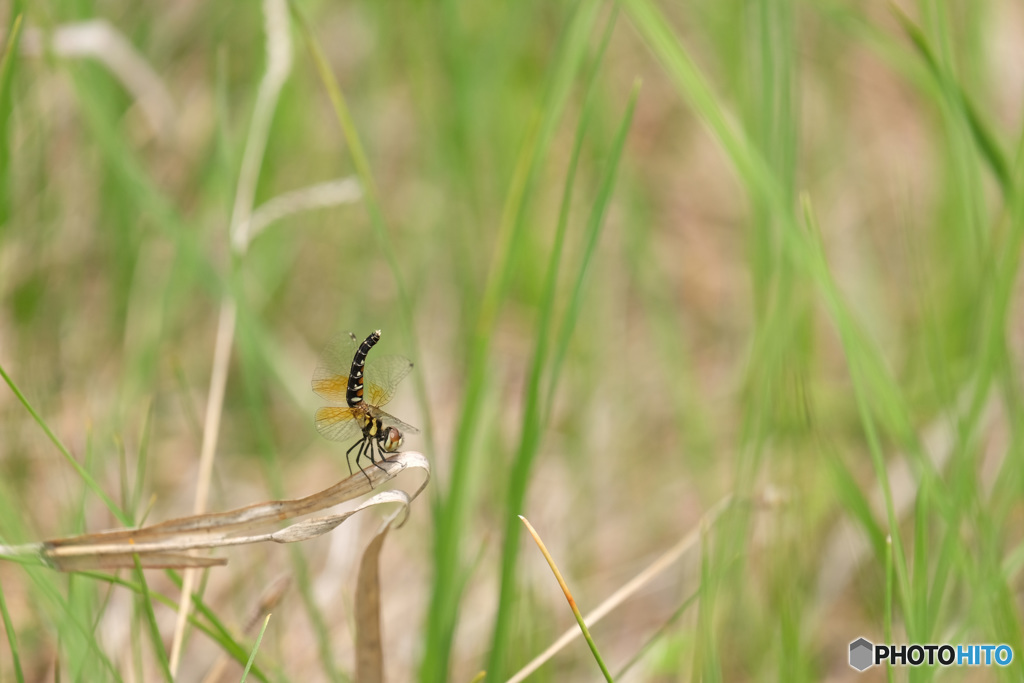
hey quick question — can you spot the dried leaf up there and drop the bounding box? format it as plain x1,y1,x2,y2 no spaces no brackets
0,451,429,571
355,512,402,683
52,553,228,571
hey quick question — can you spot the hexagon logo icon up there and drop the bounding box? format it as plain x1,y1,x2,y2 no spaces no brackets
849,637,874,671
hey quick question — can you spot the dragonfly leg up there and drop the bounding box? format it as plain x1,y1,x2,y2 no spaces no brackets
346,437,373,485
372,439,389,473
344,439,361,476
356,438,373,485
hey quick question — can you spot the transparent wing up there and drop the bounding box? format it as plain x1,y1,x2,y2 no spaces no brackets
311,332,359,402
314,406,362,442
364,354,414,407
368,406,420,435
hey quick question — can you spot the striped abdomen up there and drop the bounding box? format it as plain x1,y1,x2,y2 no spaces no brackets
346,330,381,407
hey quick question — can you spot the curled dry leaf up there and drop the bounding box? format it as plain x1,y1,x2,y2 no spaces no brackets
355,509,404,683
0,451,429,571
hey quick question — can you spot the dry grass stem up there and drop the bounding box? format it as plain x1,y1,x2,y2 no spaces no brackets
228,0,293,256
171,0,293,670
20,20,176,141
242,177,363,243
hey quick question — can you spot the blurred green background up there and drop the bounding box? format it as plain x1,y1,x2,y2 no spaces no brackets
2,0,1024,680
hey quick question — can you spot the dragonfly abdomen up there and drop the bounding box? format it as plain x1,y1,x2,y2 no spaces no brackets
346,329,381,407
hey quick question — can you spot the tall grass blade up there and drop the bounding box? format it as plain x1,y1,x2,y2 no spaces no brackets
426,2,605,679
691,522,720,683
132,556,173,682
488,77,638,682
20,568,122,681
547,80,639,405
621,0,775,207
889,4,1010,195
614,589,700,680
0,363,129,525
0,576,25,683
542,3,619,417
84,571,270,682
423,113,540,682
240,614,272,683
884,535,894,683
0,12,23,228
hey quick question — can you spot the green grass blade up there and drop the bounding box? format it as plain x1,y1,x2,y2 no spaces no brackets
519,516,614,682
889,4,1010,195
80,572,270,682
622,0,776,208
18,567,122,681
911,482,928,642
884,535,894,683
692,523,721,683
614,589,699,679
133,401,153,519
801,198,916,635
65,66,222,297
489,80,638,679
541,3,619,418
486,0,618,669
422,112,541,682
0,11,23,229
547,81,639,406
826,449,886,560
0,575,25,683
425,2,606,679
132,556,173,682
0,363,130,526
240,614,272,683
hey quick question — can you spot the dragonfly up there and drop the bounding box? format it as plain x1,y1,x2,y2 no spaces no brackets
311,330,419,482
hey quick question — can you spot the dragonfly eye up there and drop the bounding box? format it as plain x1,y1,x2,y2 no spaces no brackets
381,427,404,452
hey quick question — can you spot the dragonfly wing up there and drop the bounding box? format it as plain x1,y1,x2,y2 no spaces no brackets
369,406,420,435
314,406,362,442
364,354,414,407
311,375,349,402
311,332,359,402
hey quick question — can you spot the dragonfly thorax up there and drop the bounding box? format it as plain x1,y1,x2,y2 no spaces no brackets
362,415,405,453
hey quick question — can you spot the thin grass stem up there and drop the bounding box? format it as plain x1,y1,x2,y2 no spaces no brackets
519,516,613,682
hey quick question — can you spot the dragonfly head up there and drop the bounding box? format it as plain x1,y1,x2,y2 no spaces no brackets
380,426,404,453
